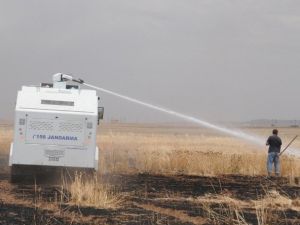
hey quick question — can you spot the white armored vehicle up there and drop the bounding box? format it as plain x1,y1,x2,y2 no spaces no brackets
9,73,104,180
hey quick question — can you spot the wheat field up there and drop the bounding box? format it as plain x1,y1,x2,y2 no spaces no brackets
1,123,300,178
97,123,300,178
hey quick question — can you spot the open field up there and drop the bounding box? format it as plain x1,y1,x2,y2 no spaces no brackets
1,123,300,224
98,123,300,177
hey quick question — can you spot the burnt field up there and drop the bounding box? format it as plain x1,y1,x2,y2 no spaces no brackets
1,170,300,224
1,124,300,224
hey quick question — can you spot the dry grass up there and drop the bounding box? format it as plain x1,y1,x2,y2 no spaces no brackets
137,203,208,225
196,192,248,225
195,190,296,225
64,172,123,208
1,123,300,178
253,189,299,225
2,123,300,222
0,125,13,154
97,123,300,177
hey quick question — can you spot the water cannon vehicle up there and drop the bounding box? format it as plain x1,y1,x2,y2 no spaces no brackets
9,73,104,181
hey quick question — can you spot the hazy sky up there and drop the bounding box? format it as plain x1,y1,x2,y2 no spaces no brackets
1,1,300,122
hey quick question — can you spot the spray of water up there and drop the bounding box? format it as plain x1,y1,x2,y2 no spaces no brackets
83,83,299,156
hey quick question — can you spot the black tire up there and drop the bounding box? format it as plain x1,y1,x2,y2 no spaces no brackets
10,165,35,183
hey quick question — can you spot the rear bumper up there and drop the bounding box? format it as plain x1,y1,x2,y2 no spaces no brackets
11,164,96,175
9,143,99,170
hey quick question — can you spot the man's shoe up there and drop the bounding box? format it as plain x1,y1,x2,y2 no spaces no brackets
268,172,272,177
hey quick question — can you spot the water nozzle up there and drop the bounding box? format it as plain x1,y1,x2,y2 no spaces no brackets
72,78,85,84
52,73,84,84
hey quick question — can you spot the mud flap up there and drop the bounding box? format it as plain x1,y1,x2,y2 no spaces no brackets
8,143,13,166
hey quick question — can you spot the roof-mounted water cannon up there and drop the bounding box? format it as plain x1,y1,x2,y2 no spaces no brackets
52,73,104,124
52,73,84,89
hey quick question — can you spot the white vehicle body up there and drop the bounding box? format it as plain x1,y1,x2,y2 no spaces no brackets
9,76,100,172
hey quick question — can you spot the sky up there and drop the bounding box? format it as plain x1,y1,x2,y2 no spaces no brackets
1,0,300,123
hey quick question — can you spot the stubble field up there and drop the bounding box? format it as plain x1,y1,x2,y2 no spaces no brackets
1,123,300,224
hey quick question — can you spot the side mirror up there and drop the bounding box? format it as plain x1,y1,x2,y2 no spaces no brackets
98,107,104,124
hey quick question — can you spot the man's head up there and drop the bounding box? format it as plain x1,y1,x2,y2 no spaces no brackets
273,129,278,135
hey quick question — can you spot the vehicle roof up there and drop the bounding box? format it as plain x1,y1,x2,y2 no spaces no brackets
16,86,98,113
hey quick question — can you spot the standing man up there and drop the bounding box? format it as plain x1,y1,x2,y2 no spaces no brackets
266,129,282,177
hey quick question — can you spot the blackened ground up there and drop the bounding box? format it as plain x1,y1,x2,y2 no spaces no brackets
1,167,300,224
113,173,300,200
